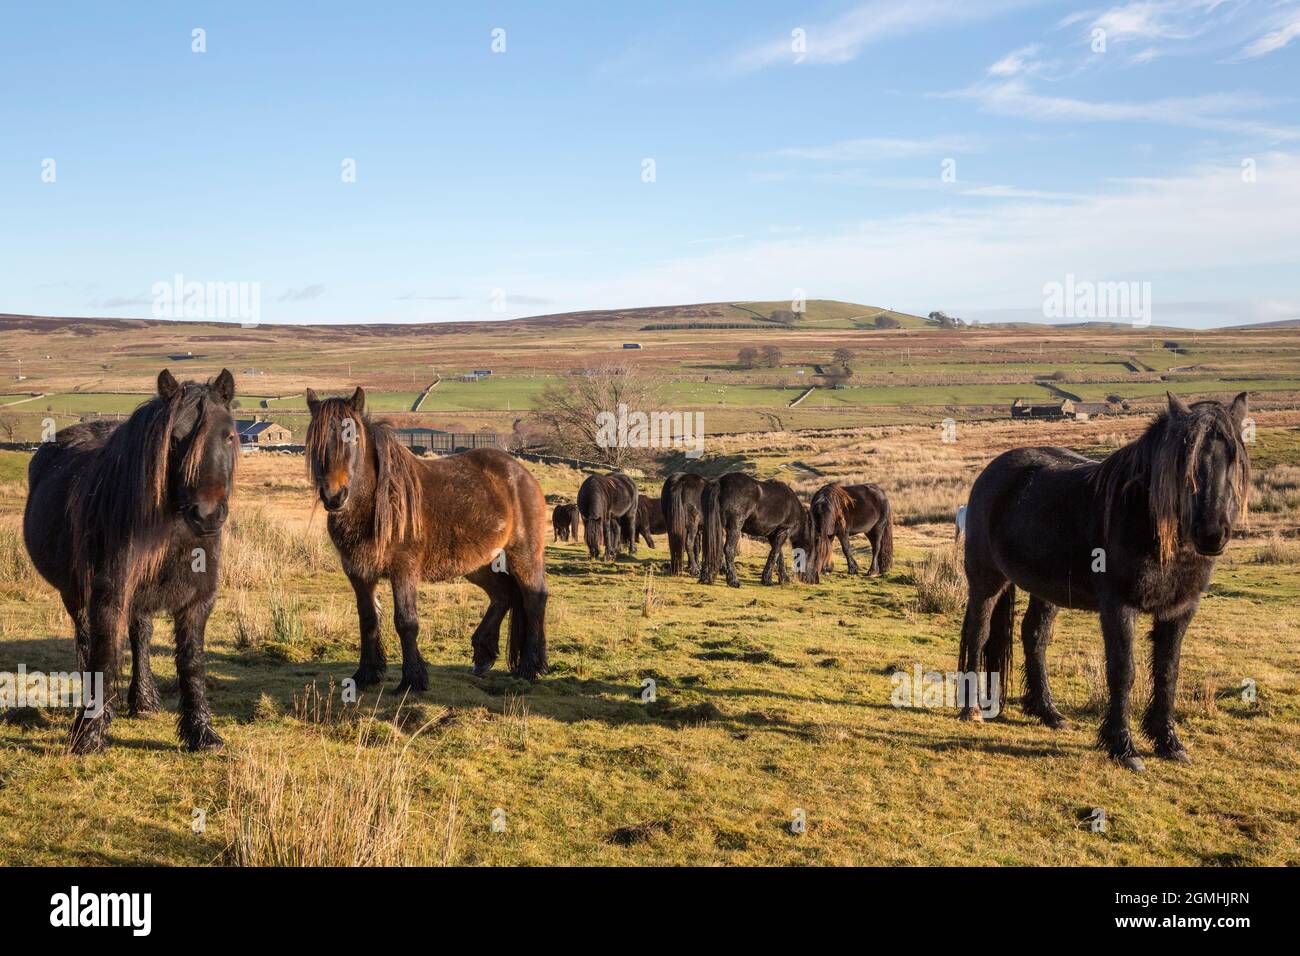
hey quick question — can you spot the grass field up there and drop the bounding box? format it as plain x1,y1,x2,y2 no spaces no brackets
2,407,1297,866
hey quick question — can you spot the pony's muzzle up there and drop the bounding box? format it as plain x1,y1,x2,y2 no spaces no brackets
321,485,349,512
184,499,228,537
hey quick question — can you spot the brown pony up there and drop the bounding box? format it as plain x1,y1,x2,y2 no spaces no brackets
306,388,549,683
552,503,580,542
808,482,894,582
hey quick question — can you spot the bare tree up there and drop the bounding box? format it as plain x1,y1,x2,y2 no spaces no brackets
0,412,15,442
761,345,782,368
737,347,759,368
531,365,660,469
832,347,854,366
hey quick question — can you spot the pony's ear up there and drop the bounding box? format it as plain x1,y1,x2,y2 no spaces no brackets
306,388,320,415
1230,391,1249,426
211,368,236,407
1166,391,1191,417
349,387,366,414
157,369,180,401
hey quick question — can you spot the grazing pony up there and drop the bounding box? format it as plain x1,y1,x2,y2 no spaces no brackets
577,472,638,561
622,495,667,550
306,388,549,683
957,393,1250,771
23,369,238,753
552,503,580,542
699,473,815,587
807,482,894,583
661,472,707,576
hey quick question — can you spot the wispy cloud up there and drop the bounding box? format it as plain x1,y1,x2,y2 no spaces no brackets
988,43,1044,76
1233,8,1300,58
277,284,326,303
776,135,983,161
943,79,1300,141
731,0,1035,71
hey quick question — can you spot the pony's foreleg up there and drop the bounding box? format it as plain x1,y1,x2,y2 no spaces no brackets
838,527,859,574
69,591,124,755
127,611,161,717
1020,596,1065,728
391,574,428,694
625,507,638,558
763,531,789,585
1098,602,1143,771
466,567,510,676
507,556,549,681
348,573,386,689
687,520,702,577
173,596,223,751
1142,607,1194,762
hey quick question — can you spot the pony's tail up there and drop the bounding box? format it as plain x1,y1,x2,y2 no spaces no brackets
810,497,834,584
506,576,526,673
699,480,722,584
583,507,602,558
666,479,687,575
875,492,894,574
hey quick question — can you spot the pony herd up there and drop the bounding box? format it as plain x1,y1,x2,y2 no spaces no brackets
558,471,894,591
20,369,1252,773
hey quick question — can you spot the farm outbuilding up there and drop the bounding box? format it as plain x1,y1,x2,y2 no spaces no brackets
394,427,501,454
236,418,293,445
1010,398,1110,421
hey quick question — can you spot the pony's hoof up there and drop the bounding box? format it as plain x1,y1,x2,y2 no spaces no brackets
472,662,494,678
1118,754,1145,772
127,694,161,718
350,666,386,691
727,580,741,589
1159,747,1191,764
958,706,983,722
186,725,225,752
68,726,108,755
1043,713,1069,730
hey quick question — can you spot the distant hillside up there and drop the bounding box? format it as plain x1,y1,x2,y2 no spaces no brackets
0,300,932,336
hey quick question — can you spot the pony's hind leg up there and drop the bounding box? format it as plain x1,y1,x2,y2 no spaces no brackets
466,567,511,677
127,611,161,717
1020,596,1066,728
723,521,742,588
347,573,387,689
866,526,884,575
956,580,1008,722
391,573,429,694
1142,608,1194,762
504,548,548,680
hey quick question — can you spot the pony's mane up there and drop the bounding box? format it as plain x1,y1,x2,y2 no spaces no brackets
71,381,223,603
1092,402,1249,562
306,399,424,555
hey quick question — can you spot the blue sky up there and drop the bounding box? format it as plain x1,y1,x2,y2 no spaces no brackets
1,0,1297,327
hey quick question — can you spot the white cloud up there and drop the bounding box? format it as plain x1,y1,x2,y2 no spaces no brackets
534,153,1300,328
1234,9,1300,58
988,43,1043,75
732,0,1036,70
944,79,1300,141
776,135,983,161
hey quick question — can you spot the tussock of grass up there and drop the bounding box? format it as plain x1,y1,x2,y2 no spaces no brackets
908,545,966,615
1252,534,1299,564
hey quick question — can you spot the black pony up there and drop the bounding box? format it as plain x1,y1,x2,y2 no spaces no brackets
699,473,814,587
577,472,638,561
661,472,707,576
552,503,580,542
957,393,1250,771
23,369,238,753
621,495,666,550
807,482,894,582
